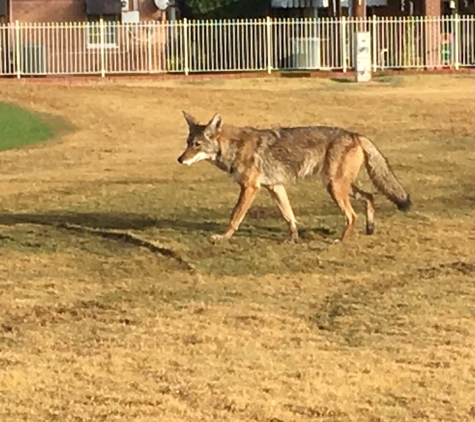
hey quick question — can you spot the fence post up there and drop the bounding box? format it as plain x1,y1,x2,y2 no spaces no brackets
183,17,189,76
15,20,21,79
266,16,272,74
148,23,153,73
341,16,347,73
372,16,377,72
454,14,460,70
100,18,105,77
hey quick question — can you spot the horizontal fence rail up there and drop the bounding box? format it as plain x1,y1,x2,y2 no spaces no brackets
0,16,474,77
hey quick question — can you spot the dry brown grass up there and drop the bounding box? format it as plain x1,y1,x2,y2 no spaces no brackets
0,74,475,422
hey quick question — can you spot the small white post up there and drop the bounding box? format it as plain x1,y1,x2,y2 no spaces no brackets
266,16,272,74
354,31,372,82
15,20,21,79
100,18,105,77
183,17,189,76
454,14,460,70
341,16,347,73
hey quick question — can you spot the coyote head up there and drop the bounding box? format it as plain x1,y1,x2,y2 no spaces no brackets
177,111,222,166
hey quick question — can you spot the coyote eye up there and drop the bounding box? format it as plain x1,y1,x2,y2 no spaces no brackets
194,141,202,147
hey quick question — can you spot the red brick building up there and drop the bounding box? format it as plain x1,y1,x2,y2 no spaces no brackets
0,0,169,23
0,0,175,75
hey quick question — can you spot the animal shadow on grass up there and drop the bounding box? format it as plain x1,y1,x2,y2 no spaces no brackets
0,209,335,241
0,212,220,233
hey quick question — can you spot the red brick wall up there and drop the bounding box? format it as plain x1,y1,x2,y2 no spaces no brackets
12,0,166,22
13,0,84,22
138,0,167,21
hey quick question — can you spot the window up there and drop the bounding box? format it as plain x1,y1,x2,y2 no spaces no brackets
86,15,118,49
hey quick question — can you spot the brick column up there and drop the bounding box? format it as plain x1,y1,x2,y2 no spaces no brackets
352,0,366,18
352,0,366,35
424,0,442,69
424,0,441,15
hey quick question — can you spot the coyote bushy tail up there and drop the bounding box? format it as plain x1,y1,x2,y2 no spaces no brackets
359,136,412,212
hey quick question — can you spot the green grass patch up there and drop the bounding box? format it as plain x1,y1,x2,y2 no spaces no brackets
0,102,72,151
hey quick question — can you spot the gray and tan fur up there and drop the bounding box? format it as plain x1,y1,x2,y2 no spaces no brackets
177,112,411,243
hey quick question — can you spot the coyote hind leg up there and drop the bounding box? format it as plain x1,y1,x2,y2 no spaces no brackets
351,184,375,235
265,184,299,243
326,180,357,242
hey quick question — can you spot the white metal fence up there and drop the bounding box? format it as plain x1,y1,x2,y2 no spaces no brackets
1,16,474,77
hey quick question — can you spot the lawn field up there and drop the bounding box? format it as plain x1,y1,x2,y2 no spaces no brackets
0,102,65,152
0,75,474,422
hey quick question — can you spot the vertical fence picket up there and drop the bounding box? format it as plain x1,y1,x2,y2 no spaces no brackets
15,20,21,78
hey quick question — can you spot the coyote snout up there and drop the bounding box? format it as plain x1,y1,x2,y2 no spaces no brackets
177,150,212,166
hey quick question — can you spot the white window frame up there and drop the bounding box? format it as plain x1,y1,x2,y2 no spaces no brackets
86,16,119,50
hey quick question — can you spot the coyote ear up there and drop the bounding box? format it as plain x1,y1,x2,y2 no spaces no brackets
205,113,223,138
182,111,198,128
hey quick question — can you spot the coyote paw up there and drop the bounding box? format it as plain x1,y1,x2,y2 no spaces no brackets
284,237,300,245
209,234,227,244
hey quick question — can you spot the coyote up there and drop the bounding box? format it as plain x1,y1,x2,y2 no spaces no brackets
177,112,411,243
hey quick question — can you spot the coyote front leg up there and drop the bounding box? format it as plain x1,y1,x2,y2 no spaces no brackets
210,184,259,243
